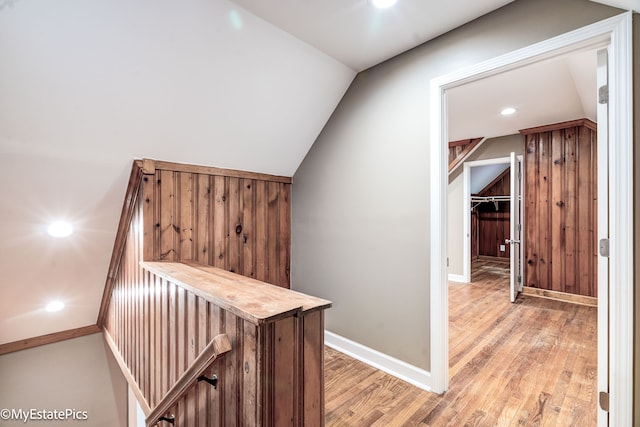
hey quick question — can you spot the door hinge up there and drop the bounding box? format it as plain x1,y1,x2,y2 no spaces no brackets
599,391,610,412
447,257,449,267
518,275,522,283
599,84,609,104
599,238,610,257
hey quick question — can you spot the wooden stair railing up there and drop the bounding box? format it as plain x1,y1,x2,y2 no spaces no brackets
147,333,232,427
448,137,485,173
100,159,330,425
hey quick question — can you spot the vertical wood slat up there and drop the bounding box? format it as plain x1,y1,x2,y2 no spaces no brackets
136,221,144,399
176,286,186,424
524,134,539,288
147,270,156,407
255,180,268,283
273,317,296,426
179,173,195,261
228,177,242,275
196,297,209,426
550,129,565,292
521,119,597,297
279,183,291,287
302,310,325,427
185,293,196,427
104,161,300,426
223,311,239,426
196,175,211,265
161,170,177,261
243,320,259,427
267,182,279,286
577,126,597,297
209,302,224,427
565,128,578,295
539,130,552,291
213,176,227,271
142,174,155,262
243,179,256,279
161,278,170,397
155,274,163,407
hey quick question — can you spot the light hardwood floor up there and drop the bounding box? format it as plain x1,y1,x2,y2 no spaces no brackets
324,259,597,426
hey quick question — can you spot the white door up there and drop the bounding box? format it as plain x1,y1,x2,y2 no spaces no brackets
508,152,522,303
596,47,609,427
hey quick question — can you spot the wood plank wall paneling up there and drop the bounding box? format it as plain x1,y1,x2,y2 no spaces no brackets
471,168,510,259
100,160,331,426
106,201,245,422
106,259,315,425
145,170,291,288
521,119,597,297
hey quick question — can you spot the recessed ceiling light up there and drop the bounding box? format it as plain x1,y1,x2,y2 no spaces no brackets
371,0,398,9
45,301,64,312
501,107,517,116
48,221,73,238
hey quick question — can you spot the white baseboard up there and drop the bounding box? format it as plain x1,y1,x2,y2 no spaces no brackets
448,273,467,283
324,330,432,392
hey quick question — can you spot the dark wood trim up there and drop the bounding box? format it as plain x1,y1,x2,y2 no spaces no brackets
151,159,292,184
448,138,475,147
97,160,145,327
523,286,597,307
146,334,232,426
519,118,597,135
448,137,484,172
0,324,101,356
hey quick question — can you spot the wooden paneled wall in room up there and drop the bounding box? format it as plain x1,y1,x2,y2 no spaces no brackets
141,160,291,288
104,257,329,426
472,168,511,259
521,119,597,297
99,159,330,426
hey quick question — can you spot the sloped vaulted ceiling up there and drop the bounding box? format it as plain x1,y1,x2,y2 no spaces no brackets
0,0,354,344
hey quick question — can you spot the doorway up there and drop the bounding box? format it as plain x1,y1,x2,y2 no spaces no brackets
456,155,522,290
429,13,633,426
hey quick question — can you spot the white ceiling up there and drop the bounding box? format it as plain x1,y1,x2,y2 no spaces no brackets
0,0,635,345
447,48,598,142
230,0,515,71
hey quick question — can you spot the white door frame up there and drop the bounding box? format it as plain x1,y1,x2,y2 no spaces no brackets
429,12,633,426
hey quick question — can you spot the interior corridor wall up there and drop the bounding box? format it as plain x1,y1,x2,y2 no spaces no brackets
291,0,621,372
0,333,127,426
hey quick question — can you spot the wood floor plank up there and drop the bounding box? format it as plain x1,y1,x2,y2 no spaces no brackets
325,260,597,426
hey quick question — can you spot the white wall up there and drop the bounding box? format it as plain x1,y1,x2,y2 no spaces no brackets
0,334,127,426
127,386,146,427
291,0,621,372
